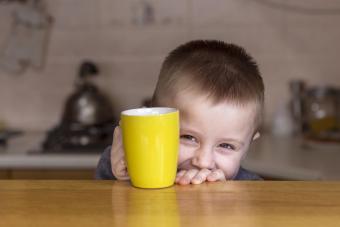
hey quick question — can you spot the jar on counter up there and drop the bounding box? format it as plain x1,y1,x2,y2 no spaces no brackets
304,87,337,137
337,89,340,130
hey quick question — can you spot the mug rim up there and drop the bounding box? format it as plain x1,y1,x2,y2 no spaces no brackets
121,107,178,116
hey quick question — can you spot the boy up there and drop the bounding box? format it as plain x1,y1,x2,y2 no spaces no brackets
96,40,264,184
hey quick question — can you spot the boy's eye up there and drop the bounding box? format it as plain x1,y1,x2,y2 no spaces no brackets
180,135,198,143
219,143,235,150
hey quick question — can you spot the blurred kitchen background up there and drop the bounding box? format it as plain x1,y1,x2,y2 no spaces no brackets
1,0,340,180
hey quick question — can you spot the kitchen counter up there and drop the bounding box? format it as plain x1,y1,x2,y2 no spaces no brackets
2,180,340,227
1,132,340,180
242,134,340,180
0,132,101,169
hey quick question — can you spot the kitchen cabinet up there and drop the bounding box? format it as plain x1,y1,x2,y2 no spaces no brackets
11,169,95,179
0,169,95,179
0,170,10,179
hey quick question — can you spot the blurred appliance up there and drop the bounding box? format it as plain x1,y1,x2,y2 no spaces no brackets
301,85,340,143
0,130,23,148
289,80,305,134
42,61,116,152
0,120,23,148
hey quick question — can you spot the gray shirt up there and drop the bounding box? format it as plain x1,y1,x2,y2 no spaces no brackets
95,146,263,180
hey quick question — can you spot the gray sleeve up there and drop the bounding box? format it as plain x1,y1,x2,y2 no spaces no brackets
95,146,116,180
233,167,263,180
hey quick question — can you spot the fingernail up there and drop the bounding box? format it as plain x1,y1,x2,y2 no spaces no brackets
192,179,201,184
180,179,189,185
193,176,202,183
208,175,215,181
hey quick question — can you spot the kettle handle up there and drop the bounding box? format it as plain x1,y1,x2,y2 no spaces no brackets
79,61,99,79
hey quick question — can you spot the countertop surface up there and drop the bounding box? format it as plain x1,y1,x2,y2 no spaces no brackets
242,135,340,180
1,132,340,179
1,180,340,227
0,132,101,169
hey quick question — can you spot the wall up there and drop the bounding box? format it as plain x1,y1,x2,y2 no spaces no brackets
1,0,340,130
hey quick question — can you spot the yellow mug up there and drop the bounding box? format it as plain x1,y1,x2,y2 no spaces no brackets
121,107,179,189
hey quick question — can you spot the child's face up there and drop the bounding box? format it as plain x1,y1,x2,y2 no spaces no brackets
163,91,258,179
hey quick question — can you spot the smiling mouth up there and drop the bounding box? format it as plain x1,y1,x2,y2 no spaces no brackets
177,159,217,172
177,159,196,171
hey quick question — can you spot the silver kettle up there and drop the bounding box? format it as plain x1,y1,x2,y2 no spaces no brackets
61,61,115,127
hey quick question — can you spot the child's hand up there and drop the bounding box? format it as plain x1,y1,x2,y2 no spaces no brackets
175,168,226,185
110,126,130,180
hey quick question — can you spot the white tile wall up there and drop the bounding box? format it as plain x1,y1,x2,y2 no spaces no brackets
0,0,340,130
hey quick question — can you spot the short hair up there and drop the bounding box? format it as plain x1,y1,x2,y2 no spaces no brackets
152,40,264,128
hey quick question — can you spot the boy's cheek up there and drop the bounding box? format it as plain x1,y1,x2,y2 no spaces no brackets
217,165,236,180
224,168,237,179
177,144,194,165
216,156,242,179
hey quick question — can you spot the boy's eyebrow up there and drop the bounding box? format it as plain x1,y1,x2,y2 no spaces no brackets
220,138,244,146
180,127,202,137
181,126,245,146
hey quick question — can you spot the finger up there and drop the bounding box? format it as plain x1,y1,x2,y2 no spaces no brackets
175,170,186,183
114,158,126,172
112,158,122,178
115,160,130,180
111,129,123,166
113,158,129,180
112,127,123,152
207,169,226,182
111,127,124,162
112,151,125,169
191,169,212,185
111,153,125,178
111,127,126,178
178,169,199,185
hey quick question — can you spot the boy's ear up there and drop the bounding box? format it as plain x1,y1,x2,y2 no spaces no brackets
252,132,260,141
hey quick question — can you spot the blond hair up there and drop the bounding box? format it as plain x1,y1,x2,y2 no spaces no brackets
152,40,264,128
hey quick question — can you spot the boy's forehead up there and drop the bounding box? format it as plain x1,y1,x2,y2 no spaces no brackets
165,91,257,123
172,93,257,140
171,90,254,110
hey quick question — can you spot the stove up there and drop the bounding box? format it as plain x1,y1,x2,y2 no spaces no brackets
0,130,23,148
42,122,115,153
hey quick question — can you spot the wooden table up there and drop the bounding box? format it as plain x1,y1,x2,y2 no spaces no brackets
1,180,340,227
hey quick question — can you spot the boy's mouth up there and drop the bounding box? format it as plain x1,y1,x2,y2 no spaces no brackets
177,159,217,172
177,159,196,171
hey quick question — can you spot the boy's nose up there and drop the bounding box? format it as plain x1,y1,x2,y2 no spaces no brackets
191,146,215,170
